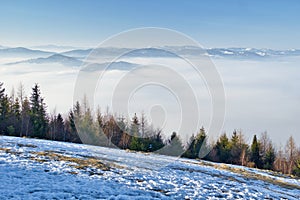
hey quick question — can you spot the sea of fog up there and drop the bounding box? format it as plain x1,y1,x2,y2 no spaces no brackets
1,52,299,146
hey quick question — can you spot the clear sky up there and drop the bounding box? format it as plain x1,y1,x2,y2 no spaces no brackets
0,0,300,49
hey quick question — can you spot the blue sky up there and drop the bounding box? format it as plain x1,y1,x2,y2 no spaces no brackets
0,0,300,49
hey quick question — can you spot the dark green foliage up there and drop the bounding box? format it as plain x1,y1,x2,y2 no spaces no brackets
129,113,141,150
0,83,21,135
157,132,184,156
183,127,207,159
292,159,300,177
0,82,10,134
129,136,140,151
259,132,276,170
250,135,262,168
228,130,240,164
7,125,15,135
56,113,65,141
12,98,21,119
183,134,196,158
206,131,249,165
149,131,164,151
229,130,248,165
231,130,239,145
0,82,5,121
9,97,21,135
0,95,10,134
29,84,48,138
194,127,207,158
1,81,300,177
263,146,276,170
127,114,164,152
0,82,4,99
74,101,81,117
66,110,81,143
49,113,65,141
215,133,231,163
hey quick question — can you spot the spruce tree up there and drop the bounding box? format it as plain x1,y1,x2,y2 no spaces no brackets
215,133,231,163
183,128,207,159
0,82,7,133
183,134,196,158
56,113,65,141
129,113,140,150
29,84,48,138
67,110,80,143
157,132,184,156
263,146,276,170
0,82,4,99
229,130,242,164
0,95,10,134
11,97,21,135
193,127,207,158
250,135,262,168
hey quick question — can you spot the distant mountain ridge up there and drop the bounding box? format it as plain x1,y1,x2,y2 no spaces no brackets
81,61,138,71
1,46,300,61
61,47,300,59
0,47,54,58
5,54,137,70
6,54,82,67
30,45,84,52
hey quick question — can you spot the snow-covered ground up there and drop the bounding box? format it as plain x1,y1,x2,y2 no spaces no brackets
0,136,299,199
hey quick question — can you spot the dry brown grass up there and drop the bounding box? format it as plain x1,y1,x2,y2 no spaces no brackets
1,146,125,174
181,160,300,190
0,147,22,155
29,157,48,163
31,151,111,171
0,147,11,153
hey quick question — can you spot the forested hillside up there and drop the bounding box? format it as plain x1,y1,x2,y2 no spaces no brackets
0,82,299,177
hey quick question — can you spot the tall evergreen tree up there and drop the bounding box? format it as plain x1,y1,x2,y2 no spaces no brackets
56,113,65,141
184,127,207,159
129,113,141,150
215,133,231,163
0,82,7,134
263,145,276,170
29,84,48,138
250,135,262,168
74,101,81,118
157,132,184,156
0,95,10,134
0,82,4,99
150,130,164,151
10,97,21,135
194,127,207,158
229,130,247,165
229,131,239,164
68,110,80,142
183,134,196,158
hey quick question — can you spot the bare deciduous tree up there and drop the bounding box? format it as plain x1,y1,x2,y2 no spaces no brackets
285,136,297,174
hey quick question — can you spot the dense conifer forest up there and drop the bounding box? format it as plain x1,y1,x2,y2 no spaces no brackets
0,82,299,177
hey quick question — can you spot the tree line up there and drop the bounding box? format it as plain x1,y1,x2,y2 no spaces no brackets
0,82,299,177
